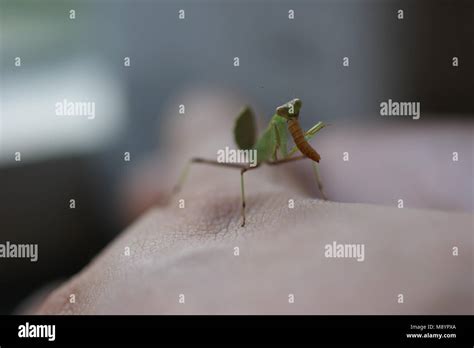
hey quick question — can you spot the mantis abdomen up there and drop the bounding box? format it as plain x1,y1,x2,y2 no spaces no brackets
287,118,321,162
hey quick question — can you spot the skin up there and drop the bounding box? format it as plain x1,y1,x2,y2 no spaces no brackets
31,90,473,315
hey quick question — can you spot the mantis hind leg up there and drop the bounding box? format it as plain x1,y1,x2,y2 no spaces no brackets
240,168,247,227
239,165,260,227
172,161,192,196
267,155,328,201
311,161,328,200
172,158,256,227
172,158,248,195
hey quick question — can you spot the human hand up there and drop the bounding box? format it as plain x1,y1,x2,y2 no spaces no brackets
35,89,473,314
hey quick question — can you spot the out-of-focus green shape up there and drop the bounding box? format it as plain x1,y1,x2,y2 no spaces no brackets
234,106,257,150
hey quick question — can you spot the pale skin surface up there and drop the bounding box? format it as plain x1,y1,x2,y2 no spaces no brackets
32,90,473,314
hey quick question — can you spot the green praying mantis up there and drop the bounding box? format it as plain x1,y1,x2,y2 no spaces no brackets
172,98,327,227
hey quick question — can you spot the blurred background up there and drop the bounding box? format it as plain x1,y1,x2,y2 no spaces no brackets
0,0,473,313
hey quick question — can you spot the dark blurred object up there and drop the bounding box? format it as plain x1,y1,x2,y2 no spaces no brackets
386,0,474,116
0,156,116,313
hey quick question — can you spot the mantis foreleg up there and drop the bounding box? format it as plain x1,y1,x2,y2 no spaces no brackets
287,121,326,157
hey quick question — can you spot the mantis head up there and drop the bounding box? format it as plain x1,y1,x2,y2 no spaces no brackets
276,98,302,119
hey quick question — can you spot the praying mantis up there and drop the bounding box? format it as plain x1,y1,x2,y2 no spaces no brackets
172,98,327,227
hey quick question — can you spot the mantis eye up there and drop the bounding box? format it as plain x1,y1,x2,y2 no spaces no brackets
276,99,302,118
286,104,300,118
290,99,302,115
276,106,288,117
